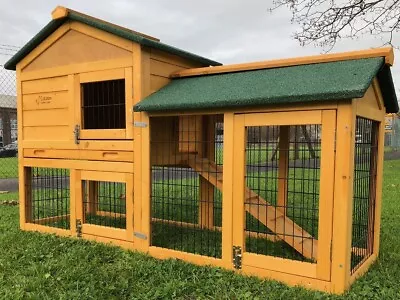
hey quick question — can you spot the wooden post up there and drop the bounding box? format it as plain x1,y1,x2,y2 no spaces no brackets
222,113,234,268
86,181,98,215
301,125,316,158
199,116,215,228
277,126,289,214
331,101,356,294
373,117,385,256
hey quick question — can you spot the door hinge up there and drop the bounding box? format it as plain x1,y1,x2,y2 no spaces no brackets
233,246,242,270
74,124,80,144
134,232,147,240
133,121,148,128
76,219,82,238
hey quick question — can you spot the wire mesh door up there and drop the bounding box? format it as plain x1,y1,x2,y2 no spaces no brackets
76,171,134,241
232,111,336,279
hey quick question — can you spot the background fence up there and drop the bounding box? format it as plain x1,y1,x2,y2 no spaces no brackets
1,45,18,183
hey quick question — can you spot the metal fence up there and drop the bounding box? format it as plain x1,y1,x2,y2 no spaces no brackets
385,117,400,149
0,62,18,180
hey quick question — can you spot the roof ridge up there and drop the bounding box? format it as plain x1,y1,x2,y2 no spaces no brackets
170,47,394,79
51,6,160,42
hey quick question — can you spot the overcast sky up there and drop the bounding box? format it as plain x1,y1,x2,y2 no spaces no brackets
0,0,399,99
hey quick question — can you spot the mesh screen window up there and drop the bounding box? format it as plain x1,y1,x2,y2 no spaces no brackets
81,79,125,130
26,167,70,229
150,115,223,258
244,125,321,262
82,181,127,229
351,117,378,274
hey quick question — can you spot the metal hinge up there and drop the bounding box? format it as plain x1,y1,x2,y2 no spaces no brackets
133,121,148,128
134,232,147,240
76,219,82,238
74,124,80,144
233,246,242,269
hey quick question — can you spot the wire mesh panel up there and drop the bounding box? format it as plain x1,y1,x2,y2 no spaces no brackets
0,66,18,180
82,181,126,229
26,167,70,229
150,115,223,258
244,125,321,262
81,79,125,129
351,117,378,273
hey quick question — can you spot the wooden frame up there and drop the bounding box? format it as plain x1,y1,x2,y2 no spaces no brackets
76,68,132,140
75,170,134,242
231,109,336,280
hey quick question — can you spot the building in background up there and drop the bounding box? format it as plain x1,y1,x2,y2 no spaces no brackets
385,113,400,148
0,94,17,147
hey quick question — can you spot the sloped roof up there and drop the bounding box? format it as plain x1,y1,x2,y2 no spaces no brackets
4,7,221,70
134,57,399,113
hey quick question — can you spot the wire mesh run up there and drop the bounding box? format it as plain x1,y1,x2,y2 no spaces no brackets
26,167,70,229
245,125,321,262
81,79,125,130
150,115,223,258
351,117,378,273
82,181,126,229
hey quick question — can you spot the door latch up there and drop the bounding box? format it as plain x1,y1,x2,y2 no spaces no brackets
233,246,242,269
74,124,80,144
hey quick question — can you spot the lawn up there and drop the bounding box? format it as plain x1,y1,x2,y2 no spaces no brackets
0,161,399,299
0,157,18,178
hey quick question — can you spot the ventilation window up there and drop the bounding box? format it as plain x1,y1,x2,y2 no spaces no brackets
81,79,126,130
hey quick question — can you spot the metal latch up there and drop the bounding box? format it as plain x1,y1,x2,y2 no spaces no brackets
134,232,147,240
233,246,242,269
76,219,82,237
133,121,148,128
73,124,80,144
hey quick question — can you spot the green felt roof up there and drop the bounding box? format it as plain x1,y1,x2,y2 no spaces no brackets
134,57,399,114
4,11,221,70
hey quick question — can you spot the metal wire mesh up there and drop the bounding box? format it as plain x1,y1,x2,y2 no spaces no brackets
0,64,18,180
82,181,126,229
351,117,378,274
244,125,321,262
150,115,223,258
25,167,70,229
81,79,125,130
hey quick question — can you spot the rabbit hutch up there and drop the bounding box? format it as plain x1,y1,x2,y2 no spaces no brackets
5,6,399,295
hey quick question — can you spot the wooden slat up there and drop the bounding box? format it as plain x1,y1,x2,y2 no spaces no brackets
80,129,126,140
24,149,133,162
244,253,317,278
171,47,394,78
22,91,69,111
23,108,69,126
79,68,125,83
150,59,187,78
331,101,356,294
21,57,133,81
82,224,128,241
80,170,127,182
22,76,68,94
277,126,289,214
23,126,70,141
24,158,133,173
244,110,322,127
316,110,336,281
22,140,133,151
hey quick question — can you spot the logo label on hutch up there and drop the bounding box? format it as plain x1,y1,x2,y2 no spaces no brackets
35,95,53,105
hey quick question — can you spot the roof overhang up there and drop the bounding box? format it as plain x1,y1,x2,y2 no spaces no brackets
4,6,221,71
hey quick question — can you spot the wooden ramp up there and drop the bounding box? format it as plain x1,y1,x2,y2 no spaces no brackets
187,155,318,260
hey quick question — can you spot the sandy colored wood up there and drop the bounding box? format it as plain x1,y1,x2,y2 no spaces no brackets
171,47,394,78
24,30,132,72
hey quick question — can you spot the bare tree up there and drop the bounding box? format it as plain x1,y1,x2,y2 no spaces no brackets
271,0,400,50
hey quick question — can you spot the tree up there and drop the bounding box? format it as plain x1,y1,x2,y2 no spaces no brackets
270,0,400,50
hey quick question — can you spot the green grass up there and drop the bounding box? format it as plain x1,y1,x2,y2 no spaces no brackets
0,157,18,178
0,161,400,298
